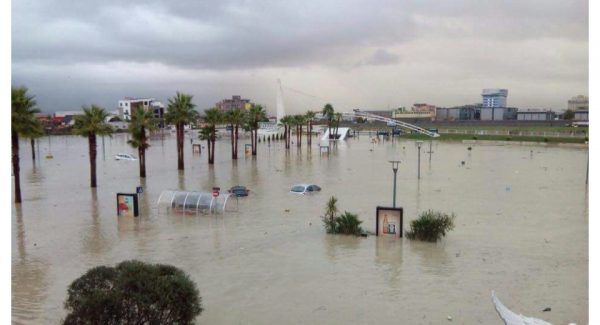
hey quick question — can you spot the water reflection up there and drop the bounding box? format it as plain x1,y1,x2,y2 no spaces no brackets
12,205,50,323
81,189,111,257
375,237,404,289
407,240,452,276
323,235,360,262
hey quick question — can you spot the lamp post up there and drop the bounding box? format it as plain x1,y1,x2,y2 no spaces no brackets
389,160,401,208
415,141,423,179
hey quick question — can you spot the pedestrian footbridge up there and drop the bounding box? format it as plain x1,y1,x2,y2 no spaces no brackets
321,110,440,141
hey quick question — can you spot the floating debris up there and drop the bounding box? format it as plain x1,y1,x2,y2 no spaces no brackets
542,307,551,312
492,291,552,325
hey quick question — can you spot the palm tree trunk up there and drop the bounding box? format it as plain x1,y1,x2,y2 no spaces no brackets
140,126,146,178
177,122,184,170
230,123,235,159
328,120,332,139
30,138,36,161
12,130,22,203
307,121,311,146
284,126,288,149
252,127,257,156
89,133,97,188
233,125,239,159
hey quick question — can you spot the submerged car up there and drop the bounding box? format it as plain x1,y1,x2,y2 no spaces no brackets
115,153,137,161
228,185,250,197
290,184,321,195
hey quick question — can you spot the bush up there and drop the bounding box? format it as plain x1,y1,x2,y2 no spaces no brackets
63,260,202,325
405,210,455,242
321,198,363,235
334,211,363,235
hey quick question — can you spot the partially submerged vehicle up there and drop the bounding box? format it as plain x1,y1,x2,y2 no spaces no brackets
115,153,137,161
228,186,250,197
290,184,321,195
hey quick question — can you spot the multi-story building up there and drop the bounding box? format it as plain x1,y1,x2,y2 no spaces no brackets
568,95,588,111
216,96,252,112
482,89,508,108
118,98,165,124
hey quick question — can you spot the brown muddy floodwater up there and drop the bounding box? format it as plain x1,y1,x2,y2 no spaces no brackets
12,133,588,324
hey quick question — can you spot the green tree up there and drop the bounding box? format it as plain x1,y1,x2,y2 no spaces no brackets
63,260,202,325
322,103,335,139
305,110,316,146
293,114,306,148
11,86,43,203
73,105,113,188
166,92,198,170
563,109,575,120
322,196,339,233
333,112,343,140
278,115,293,150
23,119,44,161
127,108,156,178
247,105,267,156
201,108,223,165
225,108,246,160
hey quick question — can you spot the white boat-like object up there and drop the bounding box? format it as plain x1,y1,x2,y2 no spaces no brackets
491,291,553,325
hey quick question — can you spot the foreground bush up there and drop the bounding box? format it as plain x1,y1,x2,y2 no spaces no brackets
405,210,455,242
321,197,363,235
63,260,202,324
334,211,363,235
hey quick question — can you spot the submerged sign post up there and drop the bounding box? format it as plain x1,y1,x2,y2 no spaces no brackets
117,193,139,217
375,206,403,237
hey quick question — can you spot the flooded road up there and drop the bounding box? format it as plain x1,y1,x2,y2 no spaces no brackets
12,133,588,324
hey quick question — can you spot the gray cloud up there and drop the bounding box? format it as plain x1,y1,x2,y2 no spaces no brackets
11,0,588,112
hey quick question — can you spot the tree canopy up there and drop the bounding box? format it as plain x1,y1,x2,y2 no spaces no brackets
63,260,202,325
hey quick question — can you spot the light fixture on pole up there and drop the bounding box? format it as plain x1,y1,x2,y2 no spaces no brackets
415,141,423,179
389,160,401,208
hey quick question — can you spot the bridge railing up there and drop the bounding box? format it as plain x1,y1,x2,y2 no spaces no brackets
342,111,440,138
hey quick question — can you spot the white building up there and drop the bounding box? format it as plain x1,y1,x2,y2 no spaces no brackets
482,89,508,108
118,98,165,121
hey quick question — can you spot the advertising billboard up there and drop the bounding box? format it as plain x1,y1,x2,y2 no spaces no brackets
117,193,139,217
376,206,403,237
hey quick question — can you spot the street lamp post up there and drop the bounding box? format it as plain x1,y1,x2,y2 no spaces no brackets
416,141,423,179
389,160,401,208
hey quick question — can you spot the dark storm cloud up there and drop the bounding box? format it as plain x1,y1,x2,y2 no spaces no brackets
11,0,588,111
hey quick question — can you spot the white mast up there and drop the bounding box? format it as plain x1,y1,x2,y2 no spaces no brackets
276,79,285,124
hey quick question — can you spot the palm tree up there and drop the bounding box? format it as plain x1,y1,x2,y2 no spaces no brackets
322,103,335,139
225,108,246,160
127,108,156,178
23,121,44,161
73,105,113,188
202,108,223,165
12,86,43,203
334,112,342,140
293,114,306,148
278,115,293,150
247,105,267,156
165,92,198,170
305,110,316,146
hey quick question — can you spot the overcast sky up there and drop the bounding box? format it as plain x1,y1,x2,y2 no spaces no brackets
12,0,588,114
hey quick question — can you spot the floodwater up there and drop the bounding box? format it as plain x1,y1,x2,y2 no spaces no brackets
12,133,588,324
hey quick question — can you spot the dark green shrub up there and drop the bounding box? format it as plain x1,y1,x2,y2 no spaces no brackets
334,211,363,235
505,137,511,141
405,210,455,242
544,137,548,142
472,136,477,140
63,260,202,325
